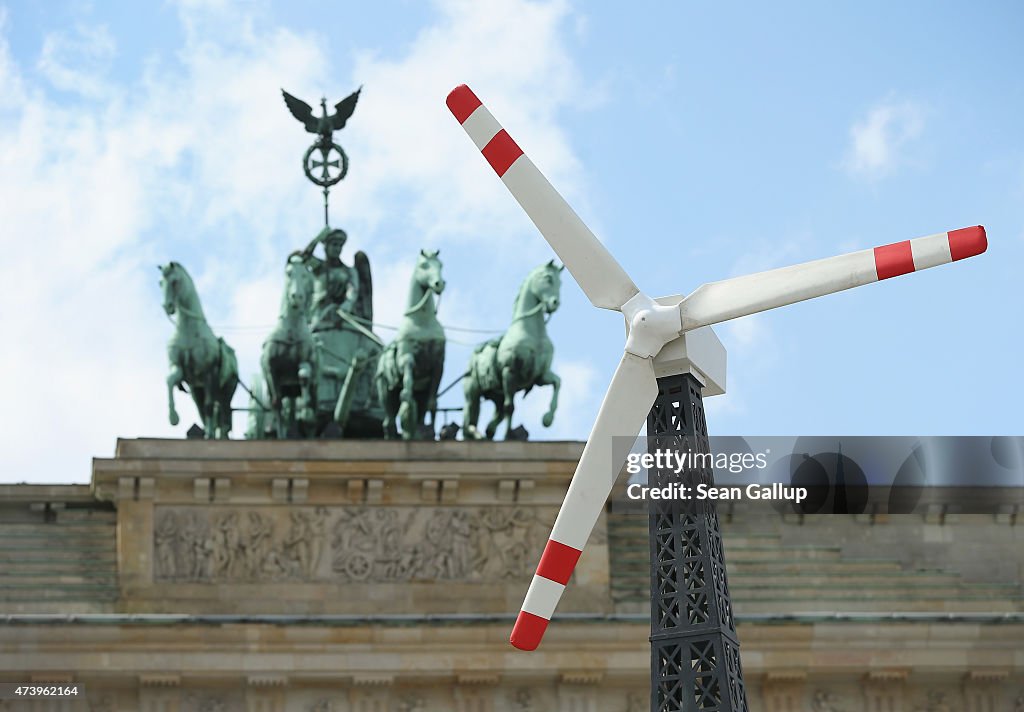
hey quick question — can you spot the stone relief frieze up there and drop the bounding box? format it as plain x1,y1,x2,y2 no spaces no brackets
154,505,544,583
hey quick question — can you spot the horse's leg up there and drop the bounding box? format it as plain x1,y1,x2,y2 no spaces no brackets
282,397,295,439
190,385,211,438
375,372,394,440
415,388,431,440
263,363,286,440
219,378,236,440
297,360,313,436
211,400,221,440
208,367,226,439
166,364,183,426
425,361,443,439
500,366,517,440
537,369,561,428
484,397,504,440
462,371,483,440
397,354,416,441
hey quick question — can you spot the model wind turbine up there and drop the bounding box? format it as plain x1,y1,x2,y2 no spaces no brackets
447,83,986,708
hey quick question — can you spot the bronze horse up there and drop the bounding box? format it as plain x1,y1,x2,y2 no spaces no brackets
160,262,238,439
375,250,446,439
463,261,562,440
261,256,318,438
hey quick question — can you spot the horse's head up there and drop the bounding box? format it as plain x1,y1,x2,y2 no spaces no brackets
283,256,315,316
158,262,193,317
415,249,446,295
526,259,563,314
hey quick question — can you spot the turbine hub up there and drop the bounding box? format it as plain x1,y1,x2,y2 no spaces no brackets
621,292,682,359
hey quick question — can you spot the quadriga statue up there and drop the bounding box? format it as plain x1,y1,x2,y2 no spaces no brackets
462,260,563,440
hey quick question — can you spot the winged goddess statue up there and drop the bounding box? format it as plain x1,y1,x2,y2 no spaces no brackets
281,86,362,224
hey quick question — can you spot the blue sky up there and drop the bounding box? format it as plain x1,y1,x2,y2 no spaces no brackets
0,1,1021,483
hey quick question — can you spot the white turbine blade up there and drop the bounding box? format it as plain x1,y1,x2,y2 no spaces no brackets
510,352,656,651
679,226,987,331
447,84,639,311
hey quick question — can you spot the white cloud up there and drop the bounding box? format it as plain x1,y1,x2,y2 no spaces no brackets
37,23,117,97
842,99,925,179
0,0,591,483
340,0,587,251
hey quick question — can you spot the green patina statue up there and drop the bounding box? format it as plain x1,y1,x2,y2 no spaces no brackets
260,255,318,438
161,86,562,441
294,227,384,436
159,262,239,439
463,260,563,440
298,227,365,332
375,250,446,440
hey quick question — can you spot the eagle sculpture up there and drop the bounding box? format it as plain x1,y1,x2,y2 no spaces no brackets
281,87,362,142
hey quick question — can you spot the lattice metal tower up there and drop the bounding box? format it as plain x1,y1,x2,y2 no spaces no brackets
647,373,747,711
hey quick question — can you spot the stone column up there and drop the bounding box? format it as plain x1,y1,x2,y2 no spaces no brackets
964,670,1008,712
116,476,156,596
138,674,181,712
246,675,287,712
760,671,806,712
557,672,602,712
453,674,498,712
863,671,907,712
349,675,392,712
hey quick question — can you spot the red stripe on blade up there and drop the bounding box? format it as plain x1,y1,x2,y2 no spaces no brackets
510,610,549,651
482,130,524,177
948,225,988,261
874,240,915,280
535,539,582,585
446,85,482,124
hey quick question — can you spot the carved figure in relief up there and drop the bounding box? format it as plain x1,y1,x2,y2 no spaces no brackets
424,510,456,578
914,691,951,712
510,688,534,711
183,692,227,712
396,694,425,712
155,511,179,578
812,690,846,712
283,511,312,576
245,511,274,577
308,507,328,573
213,512,240,578
478,507,535,578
